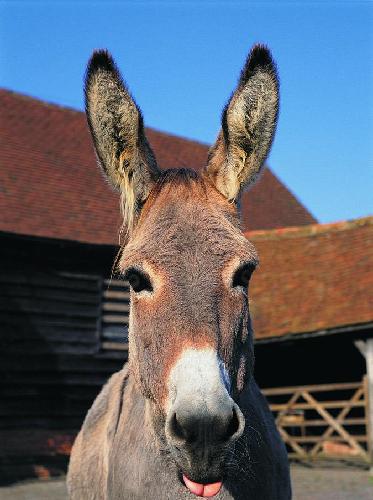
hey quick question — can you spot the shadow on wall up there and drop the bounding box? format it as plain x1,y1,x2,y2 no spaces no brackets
0,234,124,485
0,288,70,484
254,334,366,389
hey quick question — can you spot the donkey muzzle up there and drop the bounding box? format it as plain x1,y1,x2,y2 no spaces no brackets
165,348,245,484
165,395,245,486
166,399,244,448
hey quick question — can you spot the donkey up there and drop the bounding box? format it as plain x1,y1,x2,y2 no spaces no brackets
67,44,291,499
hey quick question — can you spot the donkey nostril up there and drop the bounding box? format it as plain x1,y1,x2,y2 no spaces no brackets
170,412,187,441
225,405,245,442
224,408,240,441
169,412,199,443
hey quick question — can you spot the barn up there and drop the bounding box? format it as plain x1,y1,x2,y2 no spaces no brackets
1,88,372,481
250,218,373,464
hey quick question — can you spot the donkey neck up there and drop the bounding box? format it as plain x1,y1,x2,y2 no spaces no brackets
106,370,284,499
107,372,179,498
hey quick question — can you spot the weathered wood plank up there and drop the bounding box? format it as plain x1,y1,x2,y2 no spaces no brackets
278,427,307,457
58,272,100,280
280,435,368,443
0,298,100,318
0,341,98,355
0,354,123,372
364,340,373,469
101,341,129,351
279,418,367,427
0,385,100,399
274,391,301,425
263,382,363,396
0,416,84,429
1,374,118,386
102,325,128,340
0,400,92,417
267,379,369,462
270,401,366,411
104,279,129,288
305,387,365,457
102,302,130,312
103,289,130,300
0,272,100,292
0,314,97,330
0,325,97,343
102,314,129,324
301,389,368,459
0,285,100,305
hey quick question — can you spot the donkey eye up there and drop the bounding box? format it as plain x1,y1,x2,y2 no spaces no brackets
124,269,153,293
232,264,255,288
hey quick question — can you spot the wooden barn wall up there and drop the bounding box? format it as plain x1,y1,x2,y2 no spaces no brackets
0,232,126,483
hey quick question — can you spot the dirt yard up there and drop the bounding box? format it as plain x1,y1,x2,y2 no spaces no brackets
0,465,371,499
290,464,372,500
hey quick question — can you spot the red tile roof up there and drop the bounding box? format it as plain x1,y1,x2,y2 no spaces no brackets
0,88,316,245
247,216,373,339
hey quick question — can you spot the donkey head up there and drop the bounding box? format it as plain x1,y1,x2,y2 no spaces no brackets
85,45,278,495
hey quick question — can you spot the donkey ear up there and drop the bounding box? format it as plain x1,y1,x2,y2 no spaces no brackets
84,50,160,232
204,45,279,202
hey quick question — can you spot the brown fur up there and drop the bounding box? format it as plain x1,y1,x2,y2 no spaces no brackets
117,173,257,405
68,45,291,499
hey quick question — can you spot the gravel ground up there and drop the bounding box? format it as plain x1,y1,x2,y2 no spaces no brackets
0,465,372,499
0,478,67,500
291,464,373,500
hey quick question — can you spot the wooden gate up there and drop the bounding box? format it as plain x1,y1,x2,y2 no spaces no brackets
262,379,370,463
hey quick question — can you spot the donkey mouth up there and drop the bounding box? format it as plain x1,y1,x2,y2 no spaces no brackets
182,474,222,497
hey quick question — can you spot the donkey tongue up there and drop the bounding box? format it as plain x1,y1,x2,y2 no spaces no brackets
183,475,222,497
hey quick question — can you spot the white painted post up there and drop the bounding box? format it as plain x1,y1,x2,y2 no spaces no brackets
366,338,373,474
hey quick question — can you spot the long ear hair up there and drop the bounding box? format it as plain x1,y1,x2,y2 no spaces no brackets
204,44,279,202
84,50,160,238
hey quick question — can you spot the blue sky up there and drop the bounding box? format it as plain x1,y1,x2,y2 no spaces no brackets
1,1,372,223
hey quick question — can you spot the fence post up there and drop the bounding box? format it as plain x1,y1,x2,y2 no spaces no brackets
366,339,373,475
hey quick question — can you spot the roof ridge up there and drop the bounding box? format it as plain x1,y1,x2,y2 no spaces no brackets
0,87,210,147
245,215,373,240
0,87,84,115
